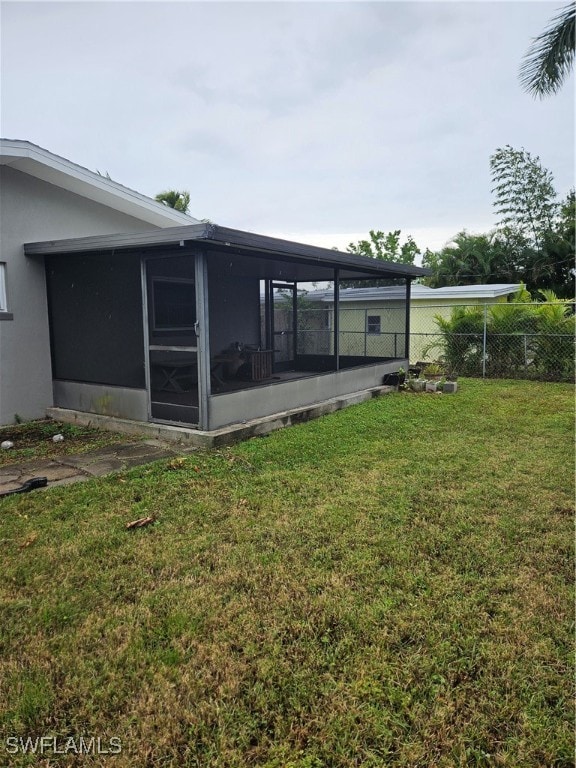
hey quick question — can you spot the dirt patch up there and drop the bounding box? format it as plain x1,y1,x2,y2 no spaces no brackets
0,419,135,466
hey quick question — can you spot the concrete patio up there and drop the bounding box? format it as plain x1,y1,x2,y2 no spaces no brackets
0,440,183,495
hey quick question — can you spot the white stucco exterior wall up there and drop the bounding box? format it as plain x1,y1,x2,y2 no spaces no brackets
0,166,161,424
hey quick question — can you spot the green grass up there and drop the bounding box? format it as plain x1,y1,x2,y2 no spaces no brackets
0,379,573,767
0,419,138,466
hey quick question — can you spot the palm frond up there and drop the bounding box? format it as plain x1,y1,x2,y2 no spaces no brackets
520,2,575,98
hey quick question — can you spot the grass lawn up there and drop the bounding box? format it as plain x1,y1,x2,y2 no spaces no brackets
0,379,573,767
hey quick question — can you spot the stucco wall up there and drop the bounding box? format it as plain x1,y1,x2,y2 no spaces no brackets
0,166,158,424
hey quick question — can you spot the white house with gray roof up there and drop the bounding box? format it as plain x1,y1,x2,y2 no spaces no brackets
0,139,196,425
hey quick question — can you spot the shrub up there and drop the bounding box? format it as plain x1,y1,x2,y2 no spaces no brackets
426,286,574,380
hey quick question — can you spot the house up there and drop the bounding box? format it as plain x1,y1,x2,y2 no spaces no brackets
0,139,194,425
1,140,429,440
306,283,522,363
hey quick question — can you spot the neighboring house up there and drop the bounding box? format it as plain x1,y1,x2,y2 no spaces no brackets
0,140,429,433
307,284,522,362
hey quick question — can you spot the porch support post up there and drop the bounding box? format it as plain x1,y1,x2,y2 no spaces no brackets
195,251,211,430
264,279,273,351
267,280,275,371
404,278,411,361
140,258,152,421
334,268,340,370
292,282,298,360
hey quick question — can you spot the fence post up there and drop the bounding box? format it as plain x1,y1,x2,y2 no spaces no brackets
482,304,488,379
524,334,528,373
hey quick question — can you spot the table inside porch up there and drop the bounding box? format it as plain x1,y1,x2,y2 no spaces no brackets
152,359,198,393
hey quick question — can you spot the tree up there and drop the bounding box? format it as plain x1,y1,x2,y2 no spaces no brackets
344,230,420,287
421,231,519,288
490,145,558,249
520,2,575,98
489,147,574,297
421,149,573,296
155,190,191,214
347,229,419,265
531,189,576,298
423,214,574,297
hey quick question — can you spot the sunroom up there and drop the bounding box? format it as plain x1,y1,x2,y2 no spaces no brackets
26,224,428,434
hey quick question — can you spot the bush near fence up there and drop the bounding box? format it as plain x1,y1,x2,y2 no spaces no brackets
270,292,574,382
417,297,574,382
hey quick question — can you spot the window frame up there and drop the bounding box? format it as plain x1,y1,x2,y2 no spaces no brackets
151,277,196,333
0,263,12,320
366,314,381,335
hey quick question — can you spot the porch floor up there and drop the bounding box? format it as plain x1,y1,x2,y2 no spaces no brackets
212,369,319,395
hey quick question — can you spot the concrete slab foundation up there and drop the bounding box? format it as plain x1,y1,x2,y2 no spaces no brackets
47,384,396,449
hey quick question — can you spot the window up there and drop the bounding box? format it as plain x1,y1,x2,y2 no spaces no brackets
152,278,196,332
0,263,11,319
366,315,381,335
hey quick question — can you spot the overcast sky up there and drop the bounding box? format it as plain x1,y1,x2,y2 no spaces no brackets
1,0,574,255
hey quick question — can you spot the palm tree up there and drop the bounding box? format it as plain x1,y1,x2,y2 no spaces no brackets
422,231,507,287
520,2,575,98
154,190,191,214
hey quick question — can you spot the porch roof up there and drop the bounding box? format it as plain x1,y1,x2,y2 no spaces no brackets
25,222,431,282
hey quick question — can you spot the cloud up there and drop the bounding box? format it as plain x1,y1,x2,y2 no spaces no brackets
1,1,573,251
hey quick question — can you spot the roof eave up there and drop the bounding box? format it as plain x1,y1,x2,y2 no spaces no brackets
0,139,197,228
24,223,432,279
208,226,430,278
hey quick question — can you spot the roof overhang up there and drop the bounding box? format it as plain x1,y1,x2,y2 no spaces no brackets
25,223,432,281
0,139,197,228
309,283,522,302
423,284,522,299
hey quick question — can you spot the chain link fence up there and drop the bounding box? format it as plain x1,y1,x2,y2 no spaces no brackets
411,302,575,382
338,306,407,358
269,300,574,381
273,304,408,361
